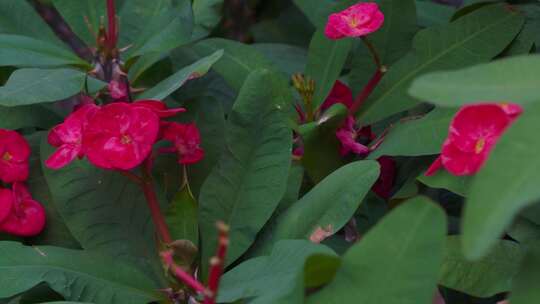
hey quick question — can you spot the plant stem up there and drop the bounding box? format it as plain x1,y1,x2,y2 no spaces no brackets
141,158,172,244
349,69,384,115
106,0,117,49
204,222,230,304
361,36,383,71
161,250,209,295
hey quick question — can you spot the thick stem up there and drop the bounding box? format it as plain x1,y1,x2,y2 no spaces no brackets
349,69,384,115
106,0,117,49
361,36,383,70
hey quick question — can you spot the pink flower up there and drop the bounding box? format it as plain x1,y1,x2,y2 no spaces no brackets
325,2,384,40
0,183,46,237
108,80,128,100
133,100,186,118
426,103,522,176
162,122,204,165
83,102,160,170
0,188,13,224
45,104,99,169
336,116,369,156
372,156,396,200
0,129,30,183
320,80,354,113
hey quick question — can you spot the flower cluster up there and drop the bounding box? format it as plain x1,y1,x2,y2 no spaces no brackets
46,98,204,170
0,130,46,237
325,2,384,40
426,103,522,176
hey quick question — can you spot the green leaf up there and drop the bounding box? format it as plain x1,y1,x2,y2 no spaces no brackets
0,242,159,303
369,107,456,159
192,0,223,39
509,242,540,304
253,43,308,77
508,217,540,245
0,34,86,68
199,70,292,267
292,0,335,27
191,38,281,91
218,240,335,303
358,4,524,124
418,170,471,197
0,105,60,130
350,0,417,94
305,29,352,108
0,69,106,106
307,197,446,304
439,236,524,297
138,50,223,100
166,184,198,246
40,139,165,283
52,0,106,46
463,103,540,260
410,55,540,108
256,161,380,255
416,1,455,27
0,0,61,43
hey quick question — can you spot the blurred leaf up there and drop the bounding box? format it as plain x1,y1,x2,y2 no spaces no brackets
350,0,417,94
369,108,456,159
0,69,105,106
192,0,223,39
218,240,335,303
166,183,198,246
138,49,223,100
358,4,524,124
0,35,87,68
418,170,471,197
0,242,159,304
410,55,540,108
509,242,540,304
199,70,292,267
307,197,446,304
52,0,106,46
508,216,540,245
305,30,352,109
439,236,524,297
463,103,540,260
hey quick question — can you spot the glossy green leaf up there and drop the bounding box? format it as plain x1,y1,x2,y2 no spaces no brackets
350,0,417,94
358,4,524,124
165,184,198,246
418,170,471,197
0,242,159,304
369,107,455,159
410,55,540,108
305,29,352,108
307,197,446,304
218,240,335,303
199,70,292,267
439,236,524,297
0,35,86,68
257,161,380,255
0,69,105,106
509,242,540,304
463,103,540,260
41,139,165,283
138,50,223,100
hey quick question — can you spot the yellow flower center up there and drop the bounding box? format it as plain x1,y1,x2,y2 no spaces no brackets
2,152,12,161
475,138,486,154
121,134,132,145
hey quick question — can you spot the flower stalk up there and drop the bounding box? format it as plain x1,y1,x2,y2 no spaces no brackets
204,222,230,304
349,69,384,115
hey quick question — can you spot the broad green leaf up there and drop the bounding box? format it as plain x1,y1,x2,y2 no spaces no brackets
138,50,223,100
369,108,456,159
358,4,524,124
199,70,292,267
192,0,223,39
350,0,417,94
0,69,106,106
418,170,471,197
439,236,524,297
218,240,335,303
509,242,540,304
253,43,308,77
305,30,352,109
416,1,455,27
41,139,165,283
256,161,380,255
0,35,86,68
0,105,60,130
508,217,540,245
165,184,198,246
307,197,446,304
463,103,540,260
0,0,60,43
0,242,159,303
410,55,540,108
292,0,335,27
191,38,280,91
52,0,106,46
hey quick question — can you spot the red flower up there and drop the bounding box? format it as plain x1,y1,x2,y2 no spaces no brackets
426,103,522,176
133,100,186,118
336,116,369,156
46,104,99,169
325,2,384,40
0,183,46,237
0,129,30,183
319,80,354,113
83,102,160,170
162,122,204,165
372,156,396,200
0,188,12,224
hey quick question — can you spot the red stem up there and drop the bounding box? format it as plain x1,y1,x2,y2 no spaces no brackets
141,159,172,244
204,222,230,304
161,250,208,295
106,0,117,49
349,69,384,115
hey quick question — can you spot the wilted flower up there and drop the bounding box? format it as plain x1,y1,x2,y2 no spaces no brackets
0,129,30,183
325,2,384,40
